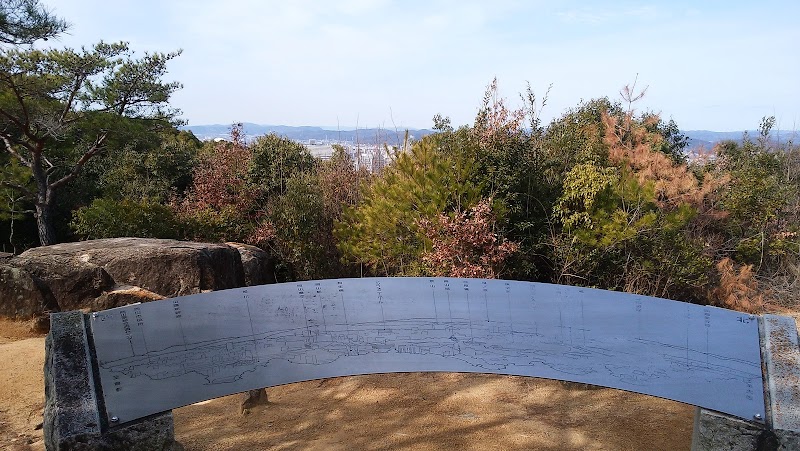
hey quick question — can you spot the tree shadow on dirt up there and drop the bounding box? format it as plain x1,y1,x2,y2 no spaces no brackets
174,372,694,450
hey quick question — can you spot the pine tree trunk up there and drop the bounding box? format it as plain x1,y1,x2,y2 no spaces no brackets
35,194,57,246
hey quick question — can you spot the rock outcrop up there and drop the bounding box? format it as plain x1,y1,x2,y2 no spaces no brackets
225,242,275,286
0,238,275,320
0,263,59,318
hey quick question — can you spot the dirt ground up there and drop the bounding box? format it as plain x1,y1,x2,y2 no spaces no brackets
0,317,697,451
174,374,693,451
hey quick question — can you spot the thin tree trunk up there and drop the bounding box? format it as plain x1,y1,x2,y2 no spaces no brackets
8,196,17,254
30,147,58,246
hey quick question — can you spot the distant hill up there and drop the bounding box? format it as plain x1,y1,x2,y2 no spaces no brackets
182,123,434,146
683,130,799,150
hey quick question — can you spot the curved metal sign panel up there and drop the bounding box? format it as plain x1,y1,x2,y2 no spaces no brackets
89,278,765,424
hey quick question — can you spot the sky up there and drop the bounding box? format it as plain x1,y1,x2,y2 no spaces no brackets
46,0,799,132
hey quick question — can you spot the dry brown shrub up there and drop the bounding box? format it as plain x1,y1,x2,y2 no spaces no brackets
317,151,369,220
766,262,800,308
602,112,727,211
711,257,766,313
472,78,526,151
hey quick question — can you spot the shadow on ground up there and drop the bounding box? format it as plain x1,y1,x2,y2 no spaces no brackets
174,372,693,450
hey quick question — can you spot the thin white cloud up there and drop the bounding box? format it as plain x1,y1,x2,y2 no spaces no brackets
334,0,392,16
558,4,664,24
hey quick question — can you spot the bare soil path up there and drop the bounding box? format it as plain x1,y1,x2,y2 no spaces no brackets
0,317,46,451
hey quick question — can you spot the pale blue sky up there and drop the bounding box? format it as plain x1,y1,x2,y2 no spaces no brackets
47,0,799,131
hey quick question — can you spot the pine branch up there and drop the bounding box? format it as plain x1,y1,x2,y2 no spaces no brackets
49,132,106,190
59,74,86,124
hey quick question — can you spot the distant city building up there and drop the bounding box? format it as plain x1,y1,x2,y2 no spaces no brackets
305,144,336,160
302,139,404,173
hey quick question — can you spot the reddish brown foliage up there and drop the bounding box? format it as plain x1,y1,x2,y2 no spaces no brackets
173,125,273,245
245,219,276,247
419,199,519,279
178,125,256,212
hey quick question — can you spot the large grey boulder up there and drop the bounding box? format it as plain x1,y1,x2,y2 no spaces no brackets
226,242,276,286
12,249,115,312
0,238,274,320
0,263,59,317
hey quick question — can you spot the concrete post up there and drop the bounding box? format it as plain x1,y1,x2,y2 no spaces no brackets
43,311,177,450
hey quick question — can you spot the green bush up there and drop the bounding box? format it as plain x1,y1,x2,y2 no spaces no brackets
177,206,251,243
70,198,181,240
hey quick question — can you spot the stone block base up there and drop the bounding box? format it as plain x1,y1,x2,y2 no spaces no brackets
691,408,768,450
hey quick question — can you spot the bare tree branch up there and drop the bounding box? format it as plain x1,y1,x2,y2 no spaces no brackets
0,109,35,149
0,180,33,197
0,134,31,167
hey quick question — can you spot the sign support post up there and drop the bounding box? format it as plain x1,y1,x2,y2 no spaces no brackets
43,311,176,450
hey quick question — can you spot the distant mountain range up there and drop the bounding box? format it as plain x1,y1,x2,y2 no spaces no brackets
182,123,434,146
182,123,798,150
